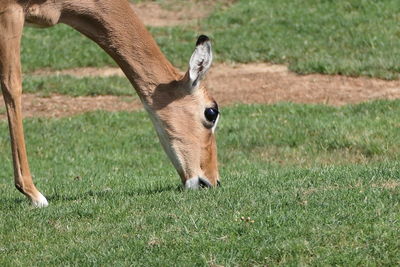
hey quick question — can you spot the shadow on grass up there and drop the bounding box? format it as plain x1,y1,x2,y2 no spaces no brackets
1,197,27,210
132,184,184,196
3,183,216,207
45,183,181,203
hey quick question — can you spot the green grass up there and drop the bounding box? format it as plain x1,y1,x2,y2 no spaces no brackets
21,0,400,79
21,24,115,72
23,75,134,97
216,0,400,79
153,0,400,79
1,101,399,265
6,0,400,264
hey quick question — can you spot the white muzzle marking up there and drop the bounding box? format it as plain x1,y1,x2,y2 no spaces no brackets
185,176,213,189
185,177,200,189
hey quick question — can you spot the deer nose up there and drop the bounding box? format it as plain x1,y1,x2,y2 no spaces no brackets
199,177,212,188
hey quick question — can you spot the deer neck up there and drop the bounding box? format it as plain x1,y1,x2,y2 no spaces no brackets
59,0,182,103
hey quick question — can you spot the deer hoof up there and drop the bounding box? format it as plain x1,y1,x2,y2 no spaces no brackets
32,192,49,208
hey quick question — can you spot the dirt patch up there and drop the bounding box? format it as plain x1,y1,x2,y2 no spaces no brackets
204,63,400,107
29,63,400,107
6,62,400,119
31,67,124,78
373,181,400,190
0,94,141,120
132,1,227,27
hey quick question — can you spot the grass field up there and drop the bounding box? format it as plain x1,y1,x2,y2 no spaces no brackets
1,102,400,265
19,0,400,98
22,0,400,79
1,0,400,265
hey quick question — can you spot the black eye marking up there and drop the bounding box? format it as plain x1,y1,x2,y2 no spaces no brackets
213,101,219,111
204,107,219,123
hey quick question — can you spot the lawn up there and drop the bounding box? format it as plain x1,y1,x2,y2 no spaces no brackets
1,102,399,265
1,0,400,265
21,0,400,79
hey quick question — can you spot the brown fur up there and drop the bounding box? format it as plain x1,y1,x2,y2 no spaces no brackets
0,0,219,206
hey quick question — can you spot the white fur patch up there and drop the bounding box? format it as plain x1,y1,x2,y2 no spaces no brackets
185,177,200,189
185,177,213,189
32,192,49,208
211,114,220,133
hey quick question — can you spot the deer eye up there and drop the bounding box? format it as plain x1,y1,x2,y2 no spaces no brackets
204,107,219,123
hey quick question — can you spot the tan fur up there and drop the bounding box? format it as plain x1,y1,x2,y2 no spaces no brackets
0,0,219,206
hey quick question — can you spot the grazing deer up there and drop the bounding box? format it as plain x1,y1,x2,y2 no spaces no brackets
0,0,220,207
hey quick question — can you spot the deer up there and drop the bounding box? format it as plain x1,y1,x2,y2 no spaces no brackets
0,0,220,207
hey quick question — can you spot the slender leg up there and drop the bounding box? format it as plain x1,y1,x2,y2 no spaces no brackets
0,5,48,207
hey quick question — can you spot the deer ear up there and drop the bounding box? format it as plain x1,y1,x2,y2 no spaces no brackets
187,35,213,89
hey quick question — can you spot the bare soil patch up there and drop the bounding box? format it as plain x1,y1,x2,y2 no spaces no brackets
0,94,141,120
132,1,231,27
3,63,400,119
204,63,400,106
32,67,124,78
132,2,206,27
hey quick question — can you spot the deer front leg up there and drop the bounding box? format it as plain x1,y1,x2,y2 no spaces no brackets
0,4,48,207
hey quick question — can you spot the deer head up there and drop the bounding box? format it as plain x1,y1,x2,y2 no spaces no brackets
146,35,220,189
